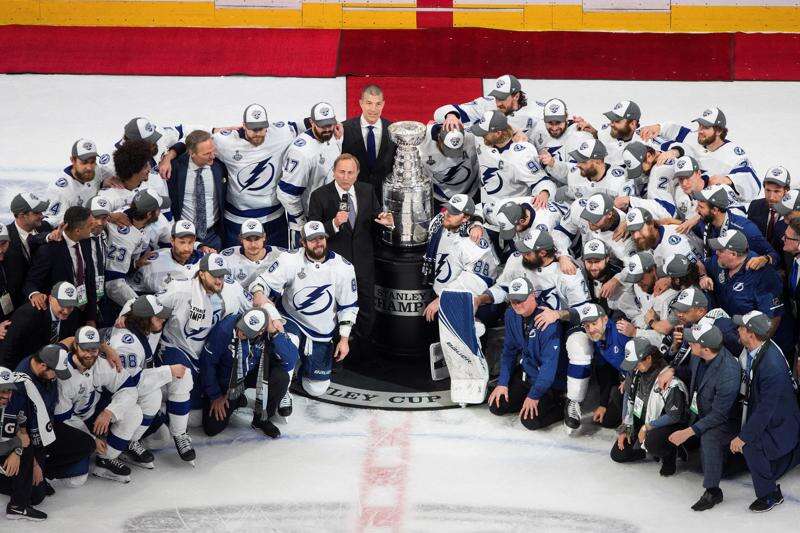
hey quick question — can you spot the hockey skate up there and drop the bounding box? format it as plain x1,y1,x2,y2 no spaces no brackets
122,440,155,469
173,433,196,466
93,456,132,483
251,416,281,439
564,400,582,432
278,392,292,417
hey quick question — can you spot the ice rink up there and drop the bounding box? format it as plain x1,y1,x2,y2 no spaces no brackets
0,74,799,531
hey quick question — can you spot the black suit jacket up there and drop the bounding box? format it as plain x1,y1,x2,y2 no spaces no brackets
341,117,396,200
747,198,791,272
5,222,52,309
167,152,227,243
308,181,381,278
23,238,97,322
0,303,77,369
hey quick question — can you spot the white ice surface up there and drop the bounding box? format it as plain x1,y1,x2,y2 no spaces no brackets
0,75,798,531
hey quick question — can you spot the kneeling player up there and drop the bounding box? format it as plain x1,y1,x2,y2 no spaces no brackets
488,278,567,430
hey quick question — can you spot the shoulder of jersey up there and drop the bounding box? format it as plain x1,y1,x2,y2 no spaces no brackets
475,237,491,250
55,176,69,188
221,247,237,257
272,121,286,128
293,136,307,147
732,145,746,156
609,166,627,178
98,154,111,165
219,129,233,136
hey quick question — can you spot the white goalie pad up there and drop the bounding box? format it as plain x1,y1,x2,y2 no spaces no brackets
437,290,488,405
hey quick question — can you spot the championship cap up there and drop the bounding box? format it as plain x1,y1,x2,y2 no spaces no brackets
569,139,607,163
37,344,72,380
130,294,172,319
71,138,98,161
543,98,568,122
732,311,772,338
0,367,18,391
658,253,691,278
439,128,465,158
10,192,49,215
496,201,523,240
621,142,649,180
671,287,709,312
470,110,508,137
763,166,791,188
625,207,653,233
582,238,608,260
236,308,269,340
124,117,162,144
515,229,554,253
131,188,171,215
240,218,265,238
302,220,327,240
444,194,475,217
621,338,656,372
171,219,197,238
85,196,111,217
52,281,79,308
709,229,749,254
603,100,641,122
684,321,723,349
579,303,606,324
243,103,269,130
692,185,730,210
673,155,700,178
488,74,521,100
310,102,337,127
507,277,534,303
693,107,726,129
0,225,10,243
773,189,800,216
622,251,656,283
75,326,101,350
580,192,615,224
199,253,231,278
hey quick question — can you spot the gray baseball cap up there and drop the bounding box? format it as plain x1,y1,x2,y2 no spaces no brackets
582,238,608,260
10,193,49,215
579,303,606,324
622,251,656,283
673,155,700,178
570,139,607,163
693,107,726,129
773,189,800,216
71,138,98,161
709,229,749,254
240,218,266,238
445,194,475,216
131,188,171,215
625,207,653,233
243,103,269,130
75,326,101,350
86,196,111,217
236,308,269,339
543,98,568,122
693,185,730,210
671,287,709,312
199,253,231,278
0,367,19,391
488,74,521,100
733,311,772,338
604,101,641,122
130,294,172,319
658,253,691,278
124,117,162,144
471,110,509,137
37,344,72,380
0,225,10,243
438,128,465,158
302,220,327,240
310,102,337,127
621,142,649,180
621,337,656,372
171,220,197,238
763,166,791,188
496,201,524,240
580,192,615,224
684,321,724,349
507,277,535,303
515,229,555,253
52,281,79,308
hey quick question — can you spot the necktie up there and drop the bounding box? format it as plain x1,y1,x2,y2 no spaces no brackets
766,209,776,242
50,320,60,343
97,234,106,276
194,168,207,240
366,125,377,169
791,259,799,292
346,193,356,228
73,243,85,286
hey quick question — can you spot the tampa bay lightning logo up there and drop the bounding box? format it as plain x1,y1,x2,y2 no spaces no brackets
292,285,333,316
236,157,276,192
481,167,503,196
668,235,681,245
56,177,68,188
435,254,451,284
122,334,134,344
440,162,471,187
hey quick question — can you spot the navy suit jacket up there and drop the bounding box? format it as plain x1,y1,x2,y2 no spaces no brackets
747,198,788,266
167,152,227,242
688,349,741,436
341,117,396,200
740,340,800,459
4,222,52,309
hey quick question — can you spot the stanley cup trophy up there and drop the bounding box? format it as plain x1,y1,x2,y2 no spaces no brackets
372,121,436,358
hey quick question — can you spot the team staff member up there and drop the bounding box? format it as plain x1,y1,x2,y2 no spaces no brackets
488,277,566,430
747,166,791,262
782,217,800,375
731,312,800,513
5,194,54,311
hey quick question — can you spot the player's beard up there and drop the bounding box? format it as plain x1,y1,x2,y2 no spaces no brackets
702,213,715,225
315,128,334,143
698,131,717,147
76,167,94,183
610,122,633,140
521,254,542,270
634,232,657,251
579,165,599,180
305,243,327,261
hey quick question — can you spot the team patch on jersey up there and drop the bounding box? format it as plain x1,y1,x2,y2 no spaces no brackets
732,282,744,292
351,279,357,292
55,177,68,188
341,257,352,266
233,151,242,161
99,154,110,165
610,168,626,178
122,334,134,344
224,274,235,284
527,160,539,172
734,146,745,156
220,129,232,136
237,271,247,280
268,261,279,273
668,235,681,245
513,143,525,152
221,247,235,256
293,138,306,147
118,226,130,235
477,238,490,249
274,121,285,128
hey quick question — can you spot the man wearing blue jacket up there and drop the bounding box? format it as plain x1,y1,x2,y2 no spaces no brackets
731,311,800,512
488,277,566,430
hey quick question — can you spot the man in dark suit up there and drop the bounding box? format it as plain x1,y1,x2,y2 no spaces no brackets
24,206,97,326
732,311,800,512
341,85,397,201
308,154,394,343
782,217,800,376
747,166,791,267
0,282,79,369
668,323,741,511
5,193,54,312
167,130,227,251
0,226,12,327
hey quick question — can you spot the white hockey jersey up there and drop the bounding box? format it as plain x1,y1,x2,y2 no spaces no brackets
251,249,358,342
213,124,297,225
551,164,635,204
434,97,539,140
428,222,498,297
43,164,113,225
220,245,285,288
649,225,701,268
597,124,645,166
128,247,204,295
418,124,479,203
105,222,153,306
531,122,593,165
475,139,554,208
481,196,565,237
554,199,637,261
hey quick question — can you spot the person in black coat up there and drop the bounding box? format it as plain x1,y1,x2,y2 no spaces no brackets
747,166,791,269
340,85,397,201
781,217,800,376
23,206,97,325
5,193,54,312
308,154,394,343
167,130,227,251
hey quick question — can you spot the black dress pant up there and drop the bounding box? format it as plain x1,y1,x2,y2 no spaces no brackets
42,421,95,479
0,447,34,508
489,367,566,430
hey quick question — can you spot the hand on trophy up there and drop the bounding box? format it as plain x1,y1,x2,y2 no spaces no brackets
374,211,394,229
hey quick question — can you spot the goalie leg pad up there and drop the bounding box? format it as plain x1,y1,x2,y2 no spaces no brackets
438,290,488,405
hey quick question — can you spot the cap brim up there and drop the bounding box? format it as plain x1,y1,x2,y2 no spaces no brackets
580,315,601,324
671,301,691,312
507,294,529,303
620,359,638,372
77,153,98,161
57,298,79,308
77,341,101,350
674,170,695,179
469,124,489,137
156,306,173,319
207,268,231,278
0,383,18,391
543,114,567,123
708,238,727,251
172,231,196,238
499,227,518,241
53,367,72,380
159,196,172,210
603,111,623,121
488,89,511,99
626,222,645,233
32,201,51,214
303,232,327,241
313,118,337,127
0,236,10,243
240,231,265,238
580,209,604,224
244,121,269,130
625,166,643,180
582,252,606,260
692,118,714,127
144,131,162,144
683,329,699,343
569,150,589,163
621,272,643,283
763,177,789,188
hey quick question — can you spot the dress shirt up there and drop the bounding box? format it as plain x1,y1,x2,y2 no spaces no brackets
184,158,219,226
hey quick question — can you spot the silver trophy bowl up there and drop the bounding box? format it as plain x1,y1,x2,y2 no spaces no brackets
382,121,433,248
